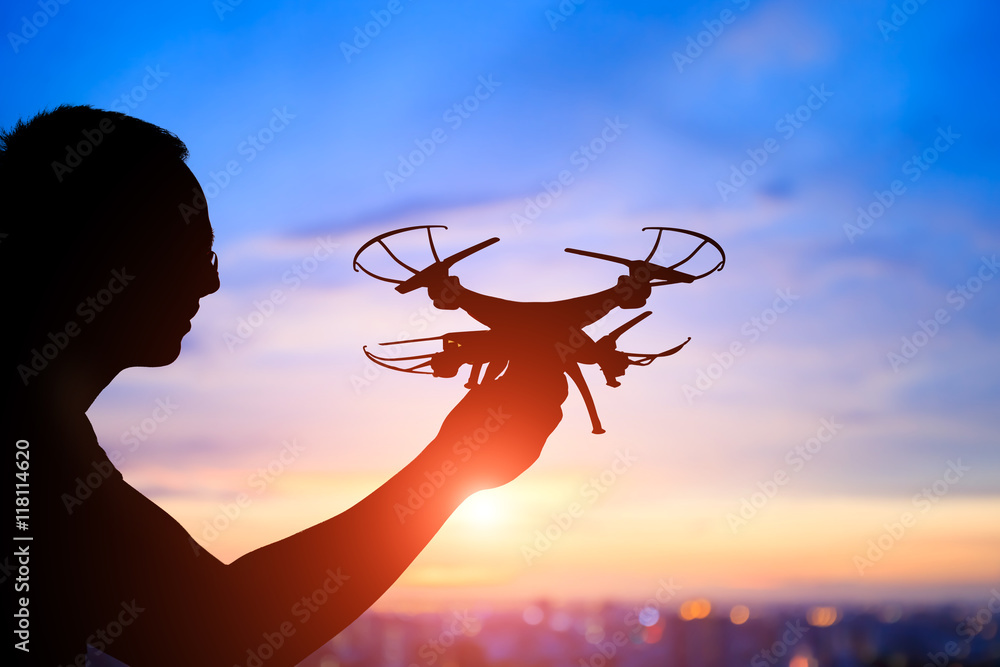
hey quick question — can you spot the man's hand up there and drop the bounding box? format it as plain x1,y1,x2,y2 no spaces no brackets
428,360,568,494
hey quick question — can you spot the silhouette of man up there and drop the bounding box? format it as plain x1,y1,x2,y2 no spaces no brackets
1,105,567,666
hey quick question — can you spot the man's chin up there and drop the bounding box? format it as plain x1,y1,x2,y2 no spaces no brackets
132,340,185,368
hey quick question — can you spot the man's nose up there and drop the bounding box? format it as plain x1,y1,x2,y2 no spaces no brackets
202,251,221,295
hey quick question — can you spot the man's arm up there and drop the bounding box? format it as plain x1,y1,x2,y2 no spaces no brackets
215,365,567,666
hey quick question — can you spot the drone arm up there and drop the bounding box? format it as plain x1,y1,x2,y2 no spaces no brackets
599,311,652,347
438,237,500,271
564,247,635,268
647,268,697,286
395,237,500,294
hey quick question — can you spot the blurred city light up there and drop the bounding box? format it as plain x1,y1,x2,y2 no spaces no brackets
730,604,751,625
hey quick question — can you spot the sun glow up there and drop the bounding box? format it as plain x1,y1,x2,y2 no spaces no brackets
455,491,505,526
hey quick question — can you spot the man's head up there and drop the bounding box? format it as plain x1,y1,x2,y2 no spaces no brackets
1,105,219,386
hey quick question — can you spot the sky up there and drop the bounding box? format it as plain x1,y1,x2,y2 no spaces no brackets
3,0,999,610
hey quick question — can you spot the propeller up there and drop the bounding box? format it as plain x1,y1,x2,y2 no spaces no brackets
353,225,447,284
565,227,725,286
353,225,501,293
362,346,435,374
625,337,692,365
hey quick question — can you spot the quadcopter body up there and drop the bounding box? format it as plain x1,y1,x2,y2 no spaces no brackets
353,225,724,434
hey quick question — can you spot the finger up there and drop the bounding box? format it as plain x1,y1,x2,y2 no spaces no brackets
496,364,569,404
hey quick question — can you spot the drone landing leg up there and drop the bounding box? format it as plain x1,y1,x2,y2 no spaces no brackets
465,362,483,388
484,359,506,383
565,362,605,435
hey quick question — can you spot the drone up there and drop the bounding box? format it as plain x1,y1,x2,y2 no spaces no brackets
352,225,725,434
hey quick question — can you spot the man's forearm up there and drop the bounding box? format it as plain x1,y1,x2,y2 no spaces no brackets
221,439,473,665
200,372,561,666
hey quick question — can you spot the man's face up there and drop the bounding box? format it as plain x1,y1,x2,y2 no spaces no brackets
89,162,220,370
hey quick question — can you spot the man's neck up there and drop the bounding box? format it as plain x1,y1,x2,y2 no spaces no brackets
26,355,121,415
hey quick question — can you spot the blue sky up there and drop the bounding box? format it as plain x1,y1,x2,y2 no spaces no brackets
4,0,998,601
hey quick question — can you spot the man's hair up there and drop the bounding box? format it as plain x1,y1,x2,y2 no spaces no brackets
1,105,192,364
1,104,188,232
